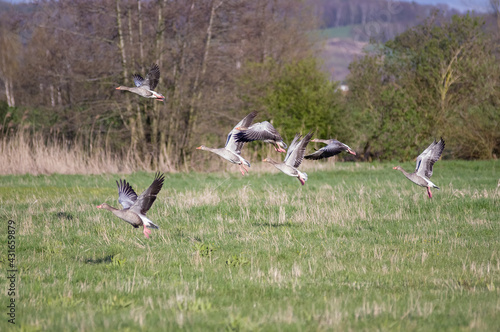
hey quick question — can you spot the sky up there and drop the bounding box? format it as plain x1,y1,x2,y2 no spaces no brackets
2,0,494,13
398,0,491,12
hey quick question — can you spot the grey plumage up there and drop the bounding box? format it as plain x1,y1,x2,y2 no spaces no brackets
263,132,313,185
116,64,165,101
97,172,165,237
234,120,287,152
305,138,356,160
393,138,445,198
197,112,256,175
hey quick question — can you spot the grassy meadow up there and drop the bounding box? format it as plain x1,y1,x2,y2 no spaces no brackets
0,160,499,331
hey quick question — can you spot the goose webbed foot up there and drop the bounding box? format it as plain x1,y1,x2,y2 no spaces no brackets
239,165,249,175
143,225,151,238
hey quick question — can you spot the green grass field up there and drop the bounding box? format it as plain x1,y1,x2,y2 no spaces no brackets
0,160,499,331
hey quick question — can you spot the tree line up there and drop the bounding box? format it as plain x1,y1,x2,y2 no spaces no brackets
0,1,498,172
344,11,500,160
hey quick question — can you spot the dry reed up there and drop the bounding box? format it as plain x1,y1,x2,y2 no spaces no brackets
0,129,140,175
0,129,357,175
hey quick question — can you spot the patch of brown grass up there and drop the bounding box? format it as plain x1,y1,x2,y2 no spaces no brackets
0,130,139,175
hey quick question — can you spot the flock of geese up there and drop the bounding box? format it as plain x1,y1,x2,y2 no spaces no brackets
99,64,446,238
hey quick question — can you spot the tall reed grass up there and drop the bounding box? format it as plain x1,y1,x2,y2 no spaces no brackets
0,128,358,176
0,129,173,175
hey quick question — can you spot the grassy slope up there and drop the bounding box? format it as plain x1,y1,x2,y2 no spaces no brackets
0,160,499,331
314,25,368,82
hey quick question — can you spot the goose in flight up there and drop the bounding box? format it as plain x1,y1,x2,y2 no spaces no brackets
196,111,257,175
305,138,356,160
263,132,313,185
97,172,165,238
393,138,445,198
234,118,287,153
116,63,165,102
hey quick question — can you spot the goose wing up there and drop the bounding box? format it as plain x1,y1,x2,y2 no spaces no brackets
305,140,346,160
415,138,445,179
130,172,165,215
117,179,138,209
234,121,284,143
285,132,313,168
225,111,257,154
145,63,161,90
284,134,301,165
133,74,145,88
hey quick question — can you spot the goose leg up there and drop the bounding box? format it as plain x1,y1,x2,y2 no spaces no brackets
143,225,151,238
274,144,286,153
426,187,432,199
239,165,248,175
298,177,305,186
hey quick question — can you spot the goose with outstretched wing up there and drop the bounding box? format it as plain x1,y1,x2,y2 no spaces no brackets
116,63,165,102
97,172,165,238
393,138,445,198
196,111,257,175
305,138,356,160
234,119,287,153
263,132,313,185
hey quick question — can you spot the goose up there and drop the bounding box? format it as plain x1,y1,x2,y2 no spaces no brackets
263,132,313,185
97,172,165,238
196,111,257,175
393,138,445,198
234,119,287,152
116,63,165,102
305,138,356,160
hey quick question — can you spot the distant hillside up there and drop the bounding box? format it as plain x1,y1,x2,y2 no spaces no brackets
311,0,464,81
317,33,368,82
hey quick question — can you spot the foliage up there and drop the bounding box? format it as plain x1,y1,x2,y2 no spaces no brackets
0,0,318,169
0,161,499,330
345,12,500,160
238,57,344,144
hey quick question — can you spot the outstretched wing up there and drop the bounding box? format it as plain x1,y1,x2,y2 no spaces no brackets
285,132,313,168
415,138,445,179
130,172,165,215
225,111,257,154
116,179,138,209
145,63,161,90
284,134,301,164
234,121,284,143
133,74,145,88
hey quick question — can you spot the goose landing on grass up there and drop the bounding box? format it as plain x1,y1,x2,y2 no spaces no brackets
393,138,445,199
97,172,165,238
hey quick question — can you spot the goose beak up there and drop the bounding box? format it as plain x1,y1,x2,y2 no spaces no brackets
97,204,103,208
348,148,356,155
310,139,318,142
393,166,398,170
196,146,202,150
262,158,268,162
115,87,121,90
